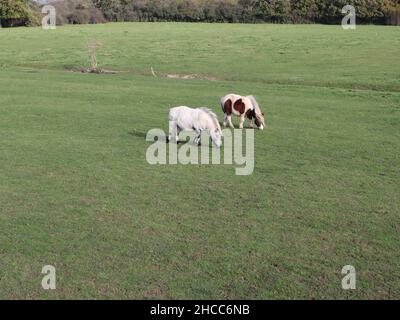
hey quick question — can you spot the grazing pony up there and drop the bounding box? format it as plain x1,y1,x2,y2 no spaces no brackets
221,94,266,130
168,106,223,148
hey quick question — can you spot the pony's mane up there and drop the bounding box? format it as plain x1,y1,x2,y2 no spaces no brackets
200,108,221,131
247,95,262,116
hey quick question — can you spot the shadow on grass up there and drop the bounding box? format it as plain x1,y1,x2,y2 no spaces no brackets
128,129,148,139
128,129,219,148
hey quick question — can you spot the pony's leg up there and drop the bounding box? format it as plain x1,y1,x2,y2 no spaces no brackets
194,129,201,146
249,118,254,129
223,114,229,128
239,114,246,129
169,121,178,143
176,127,184,144
227,115,235,129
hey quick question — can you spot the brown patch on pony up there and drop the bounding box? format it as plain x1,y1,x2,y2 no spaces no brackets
233,99,246,114
245,109,256,120
223,99,233,115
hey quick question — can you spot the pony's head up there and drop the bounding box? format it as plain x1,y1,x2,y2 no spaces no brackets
248,95,266,130
211,128,223,148
200,108,223,148
254,112,266,130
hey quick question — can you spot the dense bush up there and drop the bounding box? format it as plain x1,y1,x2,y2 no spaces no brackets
0,0,40,27
384,0,400,25
51,0,106,25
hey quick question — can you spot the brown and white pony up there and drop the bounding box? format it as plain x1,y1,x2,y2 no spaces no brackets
221,94,266,130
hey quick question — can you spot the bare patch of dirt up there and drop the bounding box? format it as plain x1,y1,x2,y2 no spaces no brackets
149,67,219,81
66,67,118,74
165,73,218,81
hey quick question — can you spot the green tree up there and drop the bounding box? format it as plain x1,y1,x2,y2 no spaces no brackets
289,0,319,23
0,0,39,27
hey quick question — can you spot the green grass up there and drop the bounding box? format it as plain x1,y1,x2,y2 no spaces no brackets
0,22,399,299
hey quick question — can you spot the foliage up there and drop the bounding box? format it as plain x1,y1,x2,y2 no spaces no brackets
0,0,40,27
50,0,106,25
92,0,400,24
3,0,398,26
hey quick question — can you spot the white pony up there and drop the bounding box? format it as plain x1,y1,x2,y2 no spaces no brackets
168,106,222,148
221,94,266,130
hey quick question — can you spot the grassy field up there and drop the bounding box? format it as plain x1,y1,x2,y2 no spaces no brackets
0,23,399,299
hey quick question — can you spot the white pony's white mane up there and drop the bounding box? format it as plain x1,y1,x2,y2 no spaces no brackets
200,108,221,131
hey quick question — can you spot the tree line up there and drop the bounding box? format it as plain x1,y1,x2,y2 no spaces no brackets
88,0,400,24
1,0,399,27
